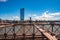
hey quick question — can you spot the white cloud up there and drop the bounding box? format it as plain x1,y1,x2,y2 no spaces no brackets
0,0,7,2
13,16,20,20
49,13,60,16
31,11,60,20
33,14,37,17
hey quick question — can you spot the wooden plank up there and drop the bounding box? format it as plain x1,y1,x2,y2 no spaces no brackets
34,24,57,40
0,24,14,28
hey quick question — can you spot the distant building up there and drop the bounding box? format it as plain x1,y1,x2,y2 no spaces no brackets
20,8,24,21
0,19,2,23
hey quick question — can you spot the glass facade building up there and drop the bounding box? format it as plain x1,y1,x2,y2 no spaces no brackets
20,8,24,21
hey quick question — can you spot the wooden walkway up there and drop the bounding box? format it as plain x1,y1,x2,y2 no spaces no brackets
34,24,57,40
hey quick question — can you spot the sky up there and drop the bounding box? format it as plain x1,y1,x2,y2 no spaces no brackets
0,0,60,20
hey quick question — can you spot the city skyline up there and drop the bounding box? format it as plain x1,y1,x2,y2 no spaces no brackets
0,0,60,20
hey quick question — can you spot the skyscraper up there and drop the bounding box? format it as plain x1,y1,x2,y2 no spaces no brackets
20,8,24,21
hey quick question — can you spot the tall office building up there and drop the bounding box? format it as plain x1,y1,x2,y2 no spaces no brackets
20,8,24,21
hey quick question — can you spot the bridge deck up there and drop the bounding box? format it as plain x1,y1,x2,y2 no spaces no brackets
0,22,59,40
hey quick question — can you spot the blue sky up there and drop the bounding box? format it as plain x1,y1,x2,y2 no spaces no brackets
0,0,60,20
